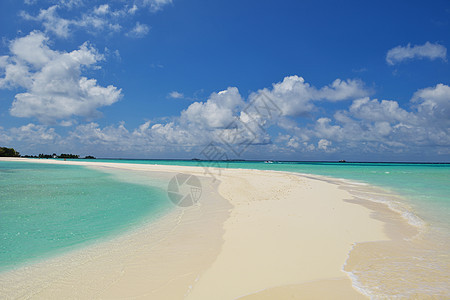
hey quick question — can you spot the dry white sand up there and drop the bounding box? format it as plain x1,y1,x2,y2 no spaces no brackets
0,158,390,299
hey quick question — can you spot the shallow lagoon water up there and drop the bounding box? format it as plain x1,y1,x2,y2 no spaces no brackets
1,159,449,297
0,161,171,271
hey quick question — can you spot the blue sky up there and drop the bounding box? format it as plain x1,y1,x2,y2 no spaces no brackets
0,0,449,161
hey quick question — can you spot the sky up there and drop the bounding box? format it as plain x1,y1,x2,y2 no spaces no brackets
0,0,449,161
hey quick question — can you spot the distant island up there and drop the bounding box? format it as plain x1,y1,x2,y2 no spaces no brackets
191,158,246,162
22,153,96,159
1,147,95,159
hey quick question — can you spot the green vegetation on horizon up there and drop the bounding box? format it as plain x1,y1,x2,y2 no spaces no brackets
0,147,20,157
1,148,96,159
22,153,95,159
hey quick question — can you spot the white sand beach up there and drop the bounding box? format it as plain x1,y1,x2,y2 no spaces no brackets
0,158,394,299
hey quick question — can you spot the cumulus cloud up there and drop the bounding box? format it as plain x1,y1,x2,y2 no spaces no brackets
349,97,412,123
0,123,61,154
10,123,60,143
181,87,244,129
317,139,333,151
252,76,315,117
62,76,370,155
66,87,267,154
0,127,12,144
126,22,150,38
251,75,369,117
4,74,446,159
412,83,450,125
68,121,198,153
302,85,450,152
316,79,369,102
271,81,450,157
386,42,447,65
0,31,122,123
70,122,130,145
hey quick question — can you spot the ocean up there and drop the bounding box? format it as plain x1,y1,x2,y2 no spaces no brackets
1,159,449,297
90,159,449,229
94,159,450,297
0,160,171,272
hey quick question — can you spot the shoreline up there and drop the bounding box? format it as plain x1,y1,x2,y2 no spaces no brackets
0,158,419,298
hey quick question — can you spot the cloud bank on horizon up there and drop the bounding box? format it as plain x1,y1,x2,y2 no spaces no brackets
0,0,449,161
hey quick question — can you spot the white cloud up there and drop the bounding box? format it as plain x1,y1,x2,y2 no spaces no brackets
58,76,369,155
301,85,450,151
317,79,369,102
0,56,33,89
279,135,315,152
55,0,84,9
317,139,333,152
62,76,371,155
20,1,172,38
20,4,121,38
68,121,198,153
126,22,150,38
0,31,122,123
349,97,412,123
9,31,56,68
0,56,8,68
168,91,184,99
0,127,12,144
94,4,109,15
142,0,173,12
386,42,447,65
0,123,61,154
66,87,266,154
128,5,138,14
412,83,450,123
4,75,446,159
253,76,315,116
70,122,129,144
24,0,37,5
10,123,60,144
21,6,71,38
181,87,244,128
251,75,369,117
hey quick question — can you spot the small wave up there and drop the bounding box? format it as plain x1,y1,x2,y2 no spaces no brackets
294,172,426,231
350,190,425,230
342,244,375,298
343,269,375,298
339,179,369,186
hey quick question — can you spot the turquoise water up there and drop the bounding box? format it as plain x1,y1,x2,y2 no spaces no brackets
0,161,171,271
90,159,450,230
2,159,449,296
92,159,449,297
